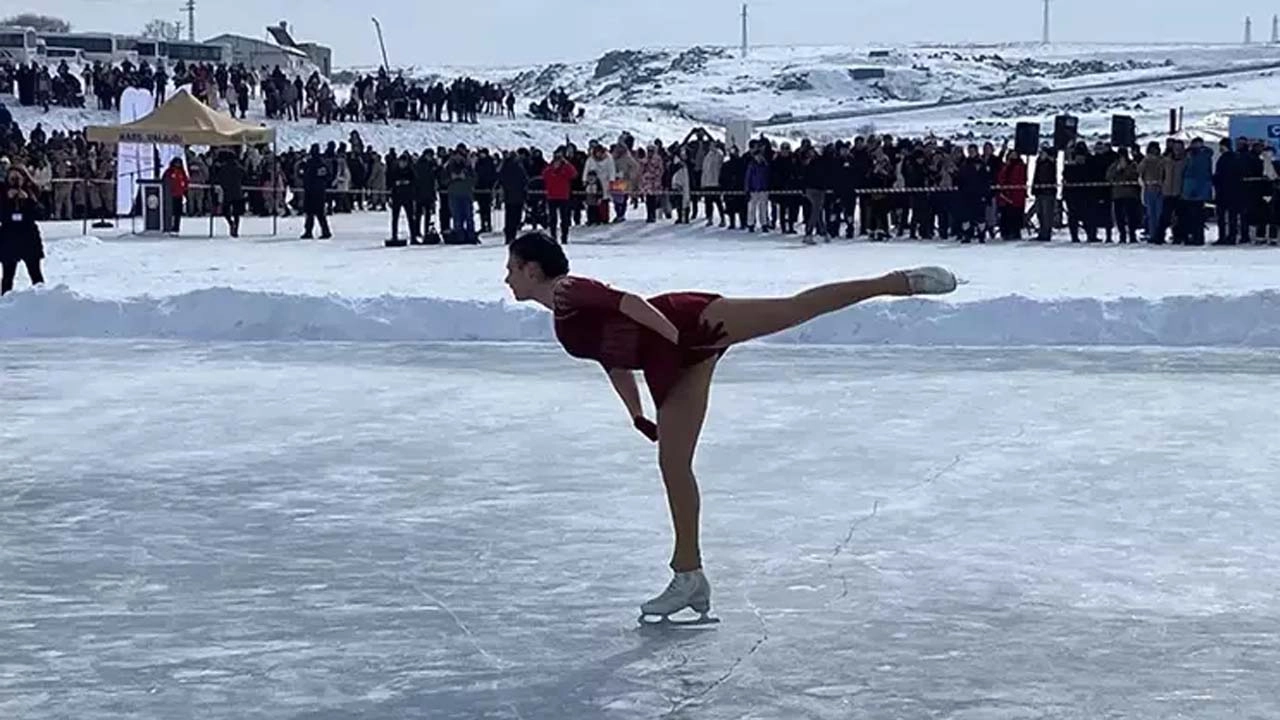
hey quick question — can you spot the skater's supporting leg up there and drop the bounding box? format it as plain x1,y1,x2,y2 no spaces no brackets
655,356,717,573
695,268,952,347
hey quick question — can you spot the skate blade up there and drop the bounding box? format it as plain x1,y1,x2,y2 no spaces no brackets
638,612,720,629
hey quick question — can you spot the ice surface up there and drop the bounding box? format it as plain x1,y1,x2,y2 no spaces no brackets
3,342,1280,719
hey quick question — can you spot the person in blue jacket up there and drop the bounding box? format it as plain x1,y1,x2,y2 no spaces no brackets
1180,138,1214,246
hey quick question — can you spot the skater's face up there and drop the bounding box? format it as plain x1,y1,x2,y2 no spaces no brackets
504,251,540,301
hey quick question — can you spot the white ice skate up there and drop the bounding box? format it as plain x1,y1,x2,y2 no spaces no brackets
902,266,959,295
638,570,719,627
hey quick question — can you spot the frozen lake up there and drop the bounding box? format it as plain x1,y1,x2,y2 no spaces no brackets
3,341,1280,719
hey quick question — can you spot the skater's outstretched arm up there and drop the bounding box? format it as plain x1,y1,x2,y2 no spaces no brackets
608,368,657,442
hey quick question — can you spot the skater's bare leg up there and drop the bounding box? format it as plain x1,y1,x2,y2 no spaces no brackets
696,272,911,347
656,356,718,572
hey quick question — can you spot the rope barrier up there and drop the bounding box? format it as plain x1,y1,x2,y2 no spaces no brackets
40,176,1280,199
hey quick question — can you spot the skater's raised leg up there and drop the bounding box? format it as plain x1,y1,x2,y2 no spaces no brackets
694,267,957,348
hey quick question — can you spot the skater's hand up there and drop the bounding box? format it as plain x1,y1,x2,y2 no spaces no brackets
689,319,729,349
633,415,658,442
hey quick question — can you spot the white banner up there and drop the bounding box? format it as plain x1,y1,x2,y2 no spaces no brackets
116,87,154,216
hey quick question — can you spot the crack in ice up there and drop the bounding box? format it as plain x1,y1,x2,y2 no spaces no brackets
826,425,1028,601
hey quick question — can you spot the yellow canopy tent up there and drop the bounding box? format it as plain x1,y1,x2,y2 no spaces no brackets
86,87,276,146
85,89,280,236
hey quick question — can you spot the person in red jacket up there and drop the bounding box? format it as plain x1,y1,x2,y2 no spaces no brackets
540,150,578,244
996,150,1028,240
161,157,190,234
504,230,959,624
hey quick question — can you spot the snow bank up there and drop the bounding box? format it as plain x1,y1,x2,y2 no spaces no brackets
4,285,1280,347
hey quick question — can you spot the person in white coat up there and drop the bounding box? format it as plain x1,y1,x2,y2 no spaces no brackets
700,143,725,226
670,157,691,224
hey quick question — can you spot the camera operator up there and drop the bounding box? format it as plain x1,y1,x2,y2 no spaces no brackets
0,165,45,295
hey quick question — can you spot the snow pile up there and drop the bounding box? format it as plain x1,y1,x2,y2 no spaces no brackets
4,285,1279,347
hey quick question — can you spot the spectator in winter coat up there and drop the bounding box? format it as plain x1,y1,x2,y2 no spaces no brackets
995,151,1028,240
639,147,665,222
1180,139,1213,245
1105,150,1142,243
1159,142,1187,244
474,149,498,233
301,144,333,239
445,154,477,237
669,157,690,224
1031,147,1058,241
413,150,438,236
583,144,616,223
213,151,246,237
540,151,578,243
744,146,771,232
1062,142,1095,242
611,144,640,222
1136,141,1167,241
388,152,419,243
700,143,725,226
1212,138,1245,245
499,151,529,243
0,165,45,295
161,157,189,233
367,152,387,211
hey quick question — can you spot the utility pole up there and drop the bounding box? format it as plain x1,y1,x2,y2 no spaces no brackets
740,3,748,59
1272,14,1278,43
1245,15,1252,44
1041,0,1050,45
371,17,390,71
182,0,195,41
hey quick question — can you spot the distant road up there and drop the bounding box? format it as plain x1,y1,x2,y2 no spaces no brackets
753,60,1280,129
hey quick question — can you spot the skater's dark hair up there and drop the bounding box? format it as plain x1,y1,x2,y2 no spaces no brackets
508,231,569,278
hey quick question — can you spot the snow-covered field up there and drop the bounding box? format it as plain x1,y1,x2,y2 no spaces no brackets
4,212,1280,718
13,41,1280,153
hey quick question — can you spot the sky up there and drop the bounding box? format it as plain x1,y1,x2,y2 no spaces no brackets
17,0,1279,69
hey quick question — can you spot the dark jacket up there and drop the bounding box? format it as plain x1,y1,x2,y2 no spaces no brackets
0,189,44,262
499,158,529,205
388,159,416,202
215,158,246,201
414,156,438,203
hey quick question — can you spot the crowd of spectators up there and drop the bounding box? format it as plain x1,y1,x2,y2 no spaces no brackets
2,60,1279,293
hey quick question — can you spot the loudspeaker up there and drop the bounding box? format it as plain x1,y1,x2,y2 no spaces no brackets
1053,115,1078,151
1110,114,1136,148
1015,122,1041,155
139,179,166,233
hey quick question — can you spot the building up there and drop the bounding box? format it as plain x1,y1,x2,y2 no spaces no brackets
204,32,316,75
266,22,332,78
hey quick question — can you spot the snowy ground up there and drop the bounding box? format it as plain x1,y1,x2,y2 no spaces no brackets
3,213,1279,346
6,99,692,155
13,42,1280,155
4,341,1279,719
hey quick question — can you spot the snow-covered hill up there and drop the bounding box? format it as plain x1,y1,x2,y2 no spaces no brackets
9,41,1280,152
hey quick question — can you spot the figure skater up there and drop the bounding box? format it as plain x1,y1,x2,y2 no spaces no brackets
504,231,958,623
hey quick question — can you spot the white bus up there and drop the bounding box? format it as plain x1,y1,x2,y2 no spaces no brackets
133,39,228,65
36,44,87,65
0,26,39,63
37,32,133,63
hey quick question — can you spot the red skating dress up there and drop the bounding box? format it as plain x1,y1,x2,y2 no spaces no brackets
552,276,725,408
